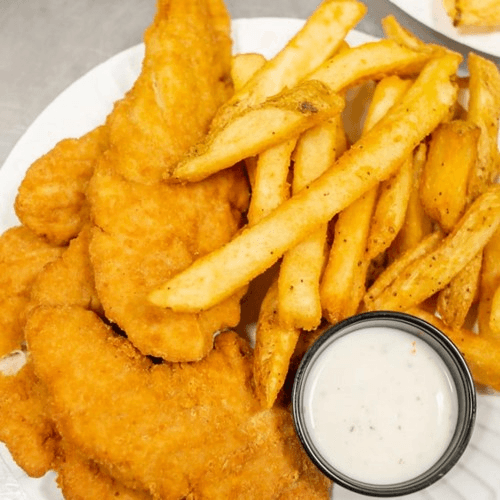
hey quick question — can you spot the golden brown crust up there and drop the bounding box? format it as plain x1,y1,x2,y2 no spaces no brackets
15,127,108,245
0,226,64,356
26,306,330,499
0,361,58,477
104,0,233,183
88,166,248,361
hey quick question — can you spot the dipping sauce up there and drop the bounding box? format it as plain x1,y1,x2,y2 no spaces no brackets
301,325,459,485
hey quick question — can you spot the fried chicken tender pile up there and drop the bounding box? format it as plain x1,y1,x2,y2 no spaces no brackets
0,0,331,498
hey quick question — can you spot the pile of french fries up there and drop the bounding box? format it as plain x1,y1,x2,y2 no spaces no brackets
149,0,500,407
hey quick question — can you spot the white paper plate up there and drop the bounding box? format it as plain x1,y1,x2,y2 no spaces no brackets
388,0,500,58
1,17,500,500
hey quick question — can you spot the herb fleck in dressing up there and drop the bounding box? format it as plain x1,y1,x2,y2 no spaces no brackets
302,326,458,485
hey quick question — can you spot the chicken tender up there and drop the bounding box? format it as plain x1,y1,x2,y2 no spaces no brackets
103,0,232,184
0,226,62,477
26,306,330,499
28,226,102,316
0,226,63,356
55,441,152,500
88,0,249,361
0,359,58,477
0,296,29,357
0,227,97,478
15,126,108,245
88,166,248,360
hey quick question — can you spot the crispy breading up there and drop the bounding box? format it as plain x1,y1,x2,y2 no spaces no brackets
14,0,234,250
0,226,64,299
22,210,326,499
15,126,108,245
0,227,98,479
103,0,233,183
0,360,58,477
28,226,102,316
88,166,248,361
55,442,152,500
0,226,63,356
87,0,249,361
0,296,28,357
26,306,330,499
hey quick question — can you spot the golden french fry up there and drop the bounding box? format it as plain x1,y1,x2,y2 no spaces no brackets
363,77,415,262
149,55,459,312
240,24,349,328
363,76,413,129
247,139,295,225
255,118,345,403
320,76,411,323
437,252,482,329
432,59,499,325
243,156,257,190
231,53,294,224
277,227,328,330
388,143,432,260
467,53,500,201
253,279,300,409
411,308,500,392
382,15,430,52
436,121,484,326
478,227,500,339
277,118,344,330
231,53,267,189
247,41,349,234
214,0,367,124
291,118,347,191
172,81,344,182
420,120,480,233
428,63,496,328
279,116,347,315
445,0,500,27
231,53,266,92
321,189,377,323
364,230,443,309
382,15,425,51
489,284,500,335
311,39,431,93
366,155,413,261
173,40,434,183
367,185,500,313
381,14,455,57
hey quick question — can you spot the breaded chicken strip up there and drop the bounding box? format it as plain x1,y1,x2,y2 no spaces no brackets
88,0,249,361
15,0,233,244
0,228,96,478
26,307,330,499
0,296,29,356
28,226,102,317
0,359,57,477
89,167,248,360
0,226,63,356
15,126,108,245
0,228,148,495
103,0,232,184
0,226,62,477
55,442,152,500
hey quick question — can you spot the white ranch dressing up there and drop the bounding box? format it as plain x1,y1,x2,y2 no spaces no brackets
302,326,458,485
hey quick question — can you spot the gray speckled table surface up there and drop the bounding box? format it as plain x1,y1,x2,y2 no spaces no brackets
0,0,498,169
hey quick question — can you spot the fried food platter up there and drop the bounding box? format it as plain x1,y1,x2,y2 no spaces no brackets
1,13,500,500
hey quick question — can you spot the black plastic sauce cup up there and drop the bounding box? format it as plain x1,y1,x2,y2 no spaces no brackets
292,311,476,497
